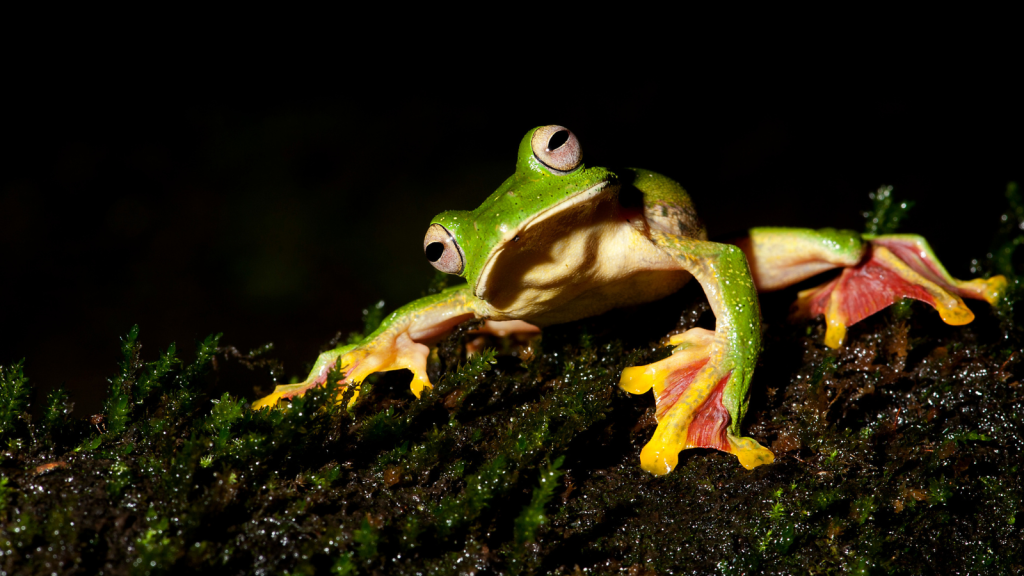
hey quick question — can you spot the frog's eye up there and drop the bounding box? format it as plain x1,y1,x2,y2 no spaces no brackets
531,125,582,173
424,223,465,275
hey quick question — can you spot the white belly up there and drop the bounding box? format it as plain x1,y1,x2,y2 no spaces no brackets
475,198,688,325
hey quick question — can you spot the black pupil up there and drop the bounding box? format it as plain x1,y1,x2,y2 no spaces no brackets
426,242,445,262
547,130,569,151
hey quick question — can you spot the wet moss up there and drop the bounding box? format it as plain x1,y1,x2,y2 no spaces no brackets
2,189,1022,574
0,360,30,440
863,185,914,236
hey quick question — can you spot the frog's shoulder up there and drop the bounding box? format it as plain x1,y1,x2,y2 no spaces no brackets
616,167,706,240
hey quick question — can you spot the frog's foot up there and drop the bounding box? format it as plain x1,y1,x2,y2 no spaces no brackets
252,331,436,410
345,331,435,399
620,328,774,475
792,235,1008,348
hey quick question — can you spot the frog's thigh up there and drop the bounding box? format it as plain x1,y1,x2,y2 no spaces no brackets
734,227,865,292
621,233,772,474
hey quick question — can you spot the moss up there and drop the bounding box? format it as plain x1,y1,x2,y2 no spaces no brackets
506,456,566,573
2,313,1016,574
41,385,72,441
0,360,30,439
863,185,915,235
433,455,514,539
0,476,12,521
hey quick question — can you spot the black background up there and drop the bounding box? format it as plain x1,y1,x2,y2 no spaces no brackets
2,39,1020,416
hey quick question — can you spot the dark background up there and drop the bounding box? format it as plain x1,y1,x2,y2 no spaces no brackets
2,47,1020,416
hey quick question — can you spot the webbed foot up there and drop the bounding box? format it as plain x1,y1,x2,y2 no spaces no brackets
620,328,774,474
792,235,1007,348
252,329,435,410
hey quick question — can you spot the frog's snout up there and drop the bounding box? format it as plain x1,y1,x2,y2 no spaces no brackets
424,223,465,276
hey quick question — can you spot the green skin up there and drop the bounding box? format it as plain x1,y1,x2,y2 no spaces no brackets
255,125,997,475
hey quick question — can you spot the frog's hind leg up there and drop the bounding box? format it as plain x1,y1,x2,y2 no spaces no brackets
736,228,1007,348
620,233,774,475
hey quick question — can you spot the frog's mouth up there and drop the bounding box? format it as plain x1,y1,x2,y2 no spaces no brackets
474,180,612,301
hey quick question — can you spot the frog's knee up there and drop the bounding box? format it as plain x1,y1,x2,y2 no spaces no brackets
619,365,657,395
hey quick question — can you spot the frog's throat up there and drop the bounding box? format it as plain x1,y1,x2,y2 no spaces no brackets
473,180,612,300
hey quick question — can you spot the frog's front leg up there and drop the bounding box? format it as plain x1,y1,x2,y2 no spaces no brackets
252,285,486,410
735,228,1007,348
619,233,774,475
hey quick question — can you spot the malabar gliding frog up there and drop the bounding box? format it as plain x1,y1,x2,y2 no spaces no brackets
254,125,1006,475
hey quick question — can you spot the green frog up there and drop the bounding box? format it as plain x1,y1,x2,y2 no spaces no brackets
254,125,1006,475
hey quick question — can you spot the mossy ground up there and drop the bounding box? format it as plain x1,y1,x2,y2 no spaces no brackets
2,188,1022,575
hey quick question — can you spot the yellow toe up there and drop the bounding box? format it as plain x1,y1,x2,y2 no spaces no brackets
933,296,975,326
409,375,432,399
620,365,659,395
823,295,848,349
729,436,775,470
640,440,680,476
958,275,1008,306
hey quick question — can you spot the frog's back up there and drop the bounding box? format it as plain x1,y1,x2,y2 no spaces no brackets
620,168,707,241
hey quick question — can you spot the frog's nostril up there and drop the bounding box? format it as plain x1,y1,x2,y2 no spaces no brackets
426,242,445,262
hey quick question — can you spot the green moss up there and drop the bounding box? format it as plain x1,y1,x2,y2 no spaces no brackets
133,505,177,575
513,456,565,545
0,476,12,521
138,342,179,400
434,455,513,538
40,385,72,440
863,184,914,235
0,360,30,438
106,459,133,499
106,392,132,435
353,517,380,559
989,182,1024,278
206,392,248,452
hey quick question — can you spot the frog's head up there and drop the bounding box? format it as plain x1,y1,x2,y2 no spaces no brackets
423,125,615,301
